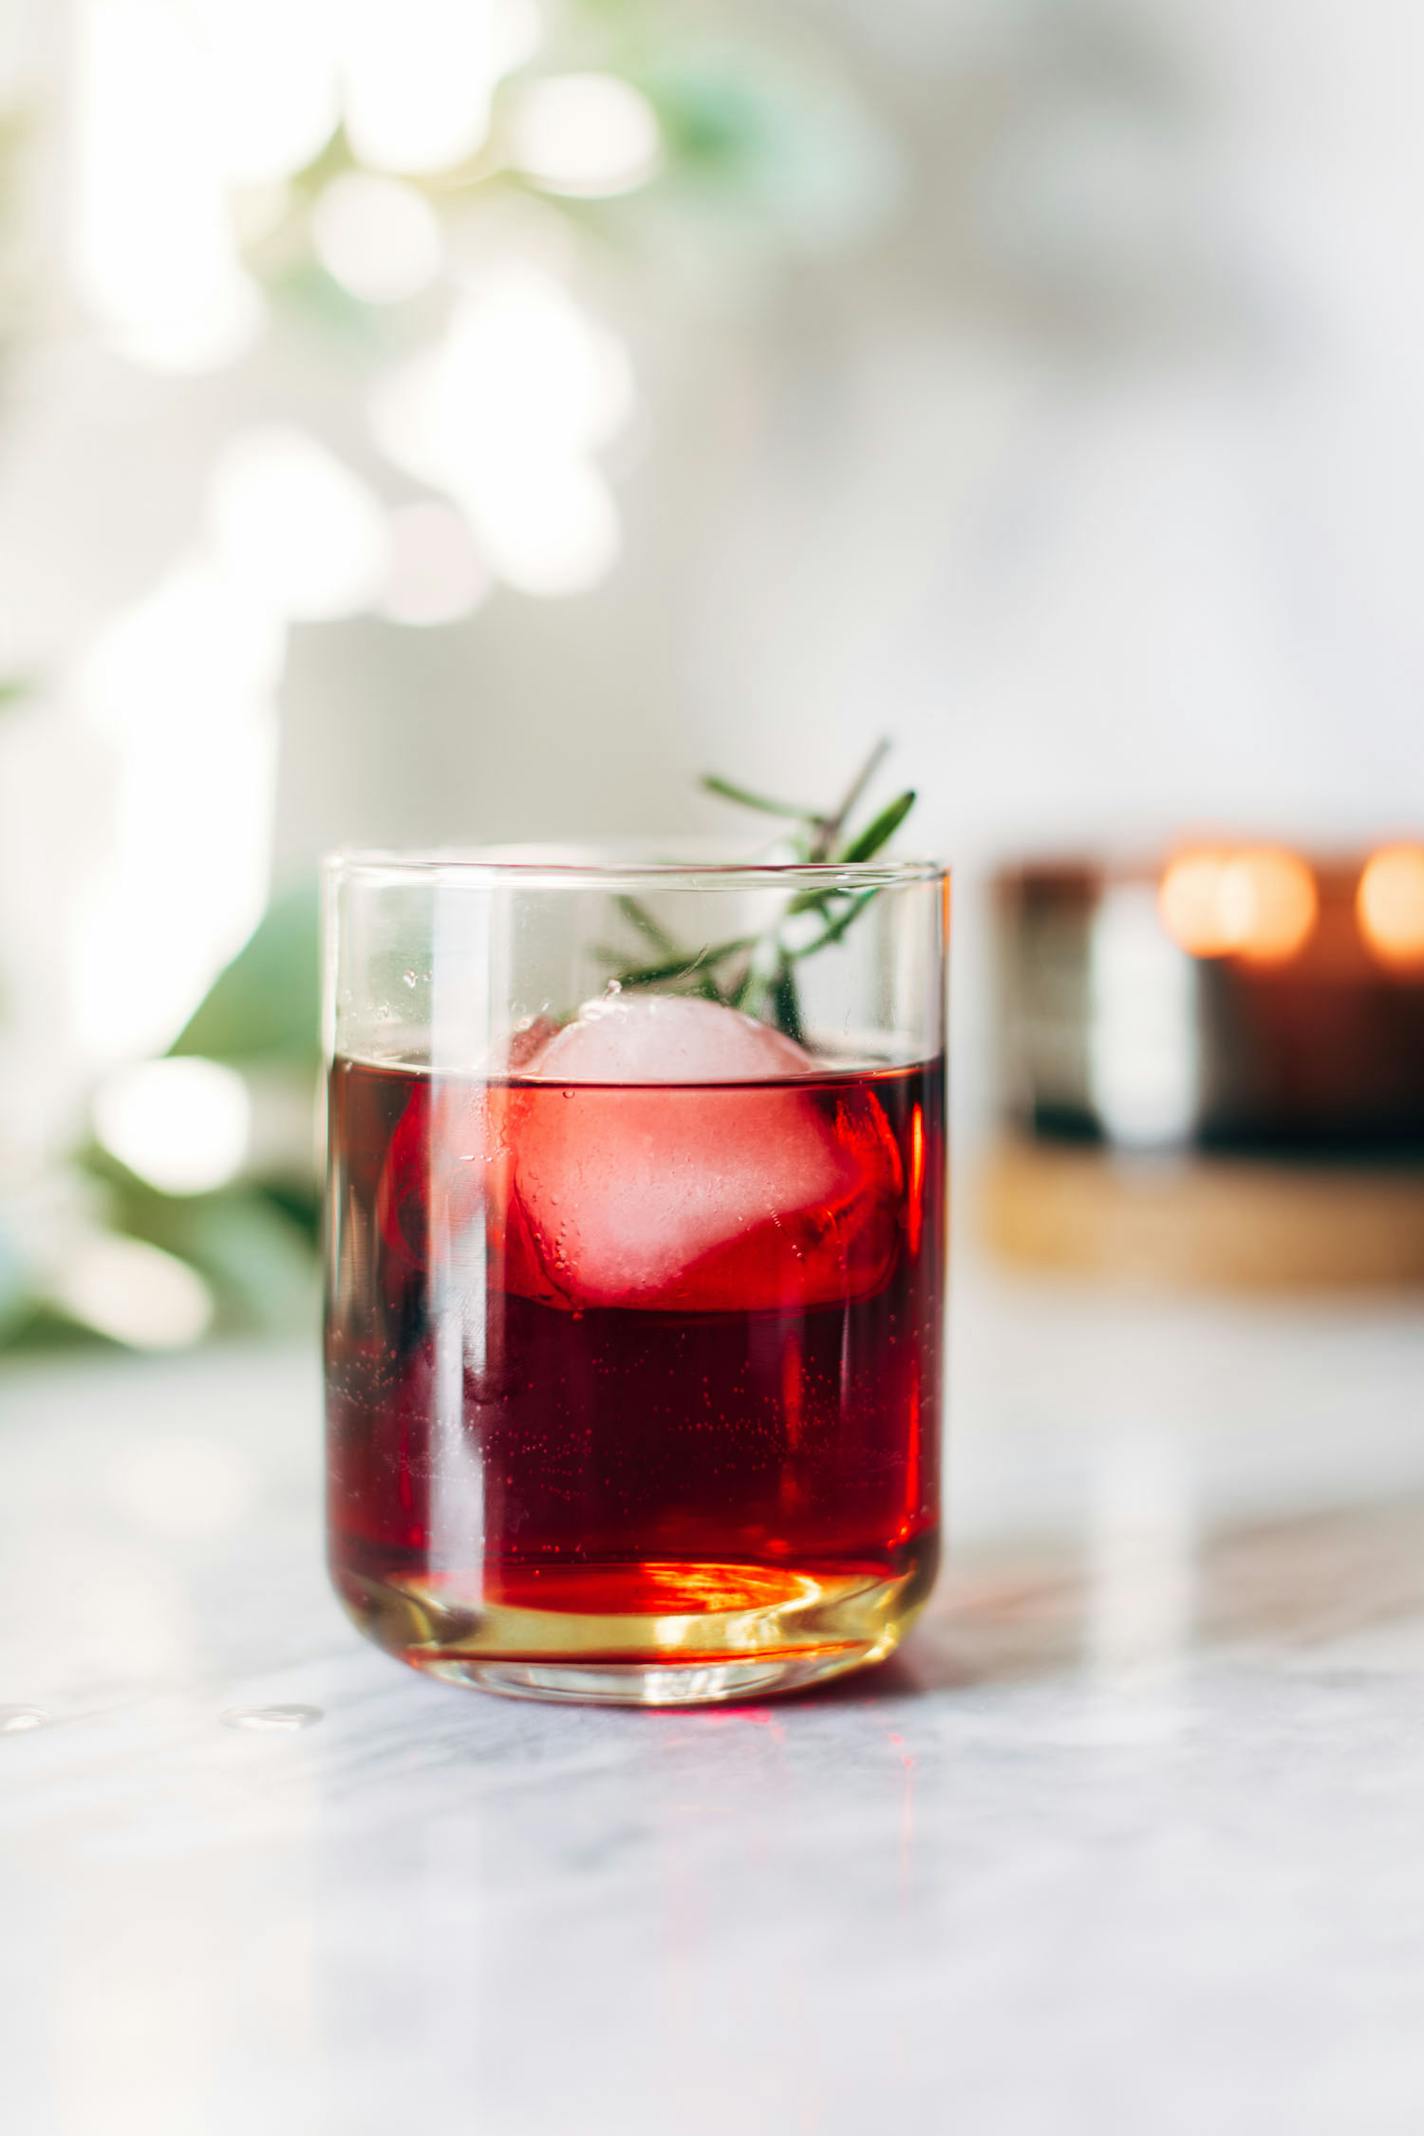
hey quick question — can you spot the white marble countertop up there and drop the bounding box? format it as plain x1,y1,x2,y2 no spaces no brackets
4,1263,1424,2135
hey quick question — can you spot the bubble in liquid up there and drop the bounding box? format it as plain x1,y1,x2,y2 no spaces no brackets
221,1703,323,1733
0,1705,50,1735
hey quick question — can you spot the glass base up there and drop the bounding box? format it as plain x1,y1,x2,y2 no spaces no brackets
436,1652,874,1705
334,1546,936,1707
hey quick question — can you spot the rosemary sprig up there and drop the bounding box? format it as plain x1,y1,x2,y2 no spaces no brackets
791,889,879,957
608,934,756,991
806,735,890,859
837,785,917,865
699,773,827,828
784,788,917,915
602,739,917,1038
613,894,679,956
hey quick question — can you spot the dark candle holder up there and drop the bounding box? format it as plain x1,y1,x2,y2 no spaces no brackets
984,843,1424,1289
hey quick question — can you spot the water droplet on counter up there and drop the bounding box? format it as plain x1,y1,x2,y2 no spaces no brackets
221,1703,323,1733
0,1705,51,1735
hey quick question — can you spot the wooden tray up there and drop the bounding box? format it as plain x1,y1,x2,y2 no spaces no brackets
980,1138,1424,1292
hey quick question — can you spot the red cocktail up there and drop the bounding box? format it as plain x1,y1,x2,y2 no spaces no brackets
328,995,943,1698
325,852,948,1702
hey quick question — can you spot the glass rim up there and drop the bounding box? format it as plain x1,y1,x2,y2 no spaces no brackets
325,844,948,893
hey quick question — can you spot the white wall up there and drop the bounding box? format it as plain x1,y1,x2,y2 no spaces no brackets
269,0,1424,873
2,0,1421,1144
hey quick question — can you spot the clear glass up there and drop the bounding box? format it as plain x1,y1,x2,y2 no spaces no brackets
324,847,949,1704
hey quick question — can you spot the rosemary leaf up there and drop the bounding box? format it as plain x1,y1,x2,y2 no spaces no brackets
790,890,880,959
615,894,679,956
612,934,756,990
769,958,805,1043
784,884,840,917
838,788,916,864
612,956,708,989
701,772,824,824
593,745,917,1036
808,736,892,858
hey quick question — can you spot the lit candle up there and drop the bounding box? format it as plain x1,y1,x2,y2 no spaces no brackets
995,843,1424,1154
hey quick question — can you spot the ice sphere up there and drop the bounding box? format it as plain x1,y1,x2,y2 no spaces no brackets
508,995,902,1311
529,992,813,1087
373,1051,564,1312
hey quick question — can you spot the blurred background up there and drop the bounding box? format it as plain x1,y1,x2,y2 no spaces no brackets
1,0,1422,1352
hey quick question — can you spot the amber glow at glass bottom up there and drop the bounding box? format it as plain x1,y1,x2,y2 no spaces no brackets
334,1549,939,1704
326,1056,945,1704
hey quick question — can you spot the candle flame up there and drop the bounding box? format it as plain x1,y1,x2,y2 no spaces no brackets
1357,845,1424,969
1158,847,1317,965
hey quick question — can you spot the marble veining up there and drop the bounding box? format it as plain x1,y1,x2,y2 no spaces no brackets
3,1263,1424,2135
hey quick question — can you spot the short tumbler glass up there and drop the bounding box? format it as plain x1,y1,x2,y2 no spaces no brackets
324,850,948,1704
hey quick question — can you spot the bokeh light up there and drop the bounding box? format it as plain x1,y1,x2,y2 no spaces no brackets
1357,845,1424,970
50,1235,214,1350
381,502,491,625
507,73,661,198
312,173,445,305
196,0,340,186
75,0,262,371
1158,847,1318,965
72,562,281,1060
208,426,390,621
94,1058,251,1195
1156,853,1227,957
465,450,620,597
371,267,632,596
341,0,540,176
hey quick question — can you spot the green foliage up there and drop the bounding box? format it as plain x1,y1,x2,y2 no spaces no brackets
0,1222,28,1341
643,58,800,186
699,773,823,823
603,741,918,1035
768,957,805,1044
0,880,325,1353
0,3,891,1357
170,878,321,1067
839,789,917,865
614,895,679,955
96,1155,318,1336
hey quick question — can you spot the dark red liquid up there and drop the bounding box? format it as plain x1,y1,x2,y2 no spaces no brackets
326,1054,944,1644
